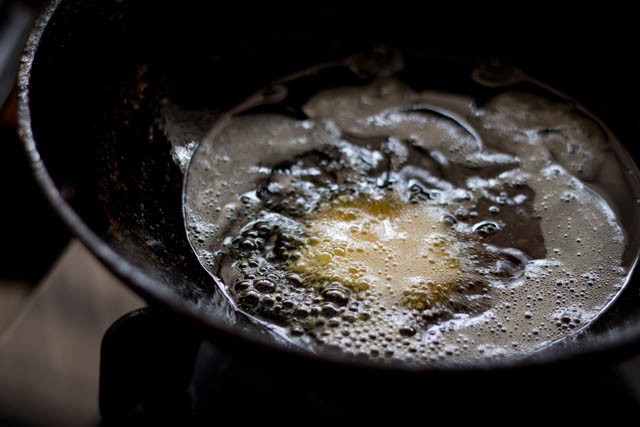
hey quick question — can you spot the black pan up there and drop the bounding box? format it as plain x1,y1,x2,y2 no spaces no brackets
17,0,640,414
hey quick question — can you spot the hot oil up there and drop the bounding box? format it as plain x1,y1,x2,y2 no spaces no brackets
182,53,640,365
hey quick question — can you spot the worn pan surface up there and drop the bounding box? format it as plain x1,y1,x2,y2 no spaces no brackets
18,0,640,375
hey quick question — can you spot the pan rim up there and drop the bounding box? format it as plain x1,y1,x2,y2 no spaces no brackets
16,0,640,374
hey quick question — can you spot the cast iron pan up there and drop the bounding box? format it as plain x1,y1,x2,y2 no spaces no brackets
17,0,640,387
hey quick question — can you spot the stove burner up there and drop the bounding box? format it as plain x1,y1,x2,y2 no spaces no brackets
99,308,640,423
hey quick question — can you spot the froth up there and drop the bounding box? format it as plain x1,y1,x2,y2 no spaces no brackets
183,76,633,365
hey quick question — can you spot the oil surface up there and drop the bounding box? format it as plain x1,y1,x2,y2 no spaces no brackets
182,54,640,365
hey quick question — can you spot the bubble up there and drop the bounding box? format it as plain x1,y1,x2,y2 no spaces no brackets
321,303,340,317
254,279,277,293
234,280,252,292
473,221,501,236
294,307,310,318
399,326,417,337
260,295,275,308
239,291,260,308
322,286,350,306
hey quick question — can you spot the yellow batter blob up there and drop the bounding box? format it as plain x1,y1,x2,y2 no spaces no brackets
291,194,464,309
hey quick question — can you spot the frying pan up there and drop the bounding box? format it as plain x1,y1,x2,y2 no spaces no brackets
17,0,640,415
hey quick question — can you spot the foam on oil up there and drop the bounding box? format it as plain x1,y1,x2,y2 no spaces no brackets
182,59,638,365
